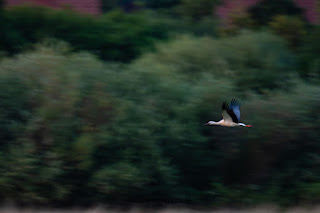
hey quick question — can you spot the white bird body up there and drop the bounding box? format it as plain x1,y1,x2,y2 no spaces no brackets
204,99,252,127
207,120,241,127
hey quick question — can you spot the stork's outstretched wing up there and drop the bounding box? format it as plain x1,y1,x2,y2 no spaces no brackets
222,100,239,123
230,99,240,122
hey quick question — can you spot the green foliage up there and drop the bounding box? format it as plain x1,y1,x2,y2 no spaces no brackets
248,0,303,25
143,12,218,36
0,74,30,146
302,183,320,202
0,44,107,204
0,6,318,206
219,13,256,36
0,6,169,61
219,31,296,93
91,162,148,200
299,26,320,79
269,15,306,48
178,0,220,20
0,143,67,204
0,42,235,204
143,0,181,9
101,0,121,12
134,31,295,93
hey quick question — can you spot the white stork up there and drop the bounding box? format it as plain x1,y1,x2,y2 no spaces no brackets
204,99,252,127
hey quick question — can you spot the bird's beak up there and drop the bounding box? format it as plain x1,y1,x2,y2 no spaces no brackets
203,122,209,126
246,125,252,127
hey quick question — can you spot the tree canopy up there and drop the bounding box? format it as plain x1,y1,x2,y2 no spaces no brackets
0,0,319,208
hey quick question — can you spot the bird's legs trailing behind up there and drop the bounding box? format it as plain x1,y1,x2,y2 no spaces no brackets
238,123,252,127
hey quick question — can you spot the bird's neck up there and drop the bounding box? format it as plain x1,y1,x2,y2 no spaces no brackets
208,120,222,125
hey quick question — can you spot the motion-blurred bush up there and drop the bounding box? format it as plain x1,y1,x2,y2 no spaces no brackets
0,38,319,206
269,15,306,48
0,1,319,206
134,31,296,93
0,6,169,61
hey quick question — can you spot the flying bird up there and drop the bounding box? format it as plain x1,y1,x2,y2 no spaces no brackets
204,99,252,127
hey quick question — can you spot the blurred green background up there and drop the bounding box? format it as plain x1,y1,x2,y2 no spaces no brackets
0,0,320,208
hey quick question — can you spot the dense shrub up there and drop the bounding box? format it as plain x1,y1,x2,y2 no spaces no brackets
248,0,304,25
269,15,306,48
177,0,220,20
0,40,319,206
134,31,296,93
0,0,319,204
218,13,256,36
0,6,169,61
143,0,181,9
299,26,320,79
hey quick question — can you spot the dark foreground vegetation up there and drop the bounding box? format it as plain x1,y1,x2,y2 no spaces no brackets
1,205,320,213
0,0,320,208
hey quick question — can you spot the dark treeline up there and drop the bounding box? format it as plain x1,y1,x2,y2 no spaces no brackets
0,0,320,208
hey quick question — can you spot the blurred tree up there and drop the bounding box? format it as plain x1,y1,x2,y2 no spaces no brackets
317,0,320,24
178,0,221,20
101,0,181,11
91,162,148,201
219,13,256,36
230,13,255,29
134,31,295,93
0,143,67,205
299,26,320,79
143,0,181,9
0,0,4,54
269,15,306,48
0,30,320,206
0,7,170,61
248,0,303,25
101,0,121,12
0,75,30,146
302,183,320,202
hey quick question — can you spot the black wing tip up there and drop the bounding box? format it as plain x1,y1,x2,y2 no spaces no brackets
230,98,240,106
222,101,229,109
222,99,240,109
